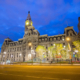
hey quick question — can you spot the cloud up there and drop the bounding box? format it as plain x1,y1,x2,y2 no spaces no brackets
0,0,80,53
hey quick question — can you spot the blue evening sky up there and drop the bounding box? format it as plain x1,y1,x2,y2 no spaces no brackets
0,0,80,52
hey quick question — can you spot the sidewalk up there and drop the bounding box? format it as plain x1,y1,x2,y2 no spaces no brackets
1,63,80,66
24,63,80,66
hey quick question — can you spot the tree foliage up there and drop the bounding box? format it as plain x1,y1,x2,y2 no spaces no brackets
73,40,80,58
36,43,71,60
48,43,70,59
36,45,46,59
73,40,80,52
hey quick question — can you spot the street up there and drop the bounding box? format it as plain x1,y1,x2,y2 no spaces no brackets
0,65,80,80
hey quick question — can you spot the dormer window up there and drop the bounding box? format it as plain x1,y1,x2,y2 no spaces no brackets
50,38,52,41
68,30,73,36
70,33,72,36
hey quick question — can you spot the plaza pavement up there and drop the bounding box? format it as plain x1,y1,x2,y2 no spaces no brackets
0,65,80,80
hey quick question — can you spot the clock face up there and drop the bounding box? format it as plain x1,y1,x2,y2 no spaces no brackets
25,20,33,26
26,20,29,25
31,22,32,26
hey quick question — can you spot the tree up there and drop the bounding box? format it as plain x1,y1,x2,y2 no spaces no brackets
48,46,55,59
48,43,71,61
36,45,46,61
60,45,70,60
55,43,63,55
73,40,80,60
48,43,63,62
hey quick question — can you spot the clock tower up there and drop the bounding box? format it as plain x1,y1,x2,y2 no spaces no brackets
24,11,39,38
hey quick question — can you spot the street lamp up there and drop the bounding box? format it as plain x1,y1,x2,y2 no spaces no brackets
66,37,72,63
59,53,60,55
28,54,31,60
64,45,66,48
4,52,6,54
19,53,22,56
53,44,55,46
62,38,64,41
66,37,70,42
75,50,78,53
31,50,35,58
28,42,32,46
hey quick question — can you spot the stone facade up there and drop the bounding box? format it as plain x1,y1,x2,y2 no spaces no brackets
0,11,78,63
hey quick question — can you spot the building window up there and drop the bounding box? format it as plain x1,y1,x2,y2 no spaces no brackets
10,48,11,52
50,38,52,41
15,48,16,51
29,46,31,50
13,48,14,51
17,47,19,51
20,47,21,51
10,54,11,58
17,53,18,57
29,33,30,36
45,38,47,41
51,44,53,46
70,33,72,36
63,43,65,45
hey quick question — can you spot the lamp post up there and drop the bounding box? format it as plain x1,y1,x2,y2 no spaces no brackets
31,49,35,65
19,53,22,62
75,50,78,62
4,52,6,54
3,51,6,64
66,37,71,63
28,42,32,61
28,42,32,46
66,37,70,42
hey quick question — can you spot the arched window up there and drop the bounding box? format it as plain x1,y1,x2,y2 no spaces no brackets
29,46,31,50
29,33,30,36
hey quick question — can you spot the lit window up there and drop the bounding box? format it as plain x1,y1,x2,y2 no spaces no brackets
62,39,64,41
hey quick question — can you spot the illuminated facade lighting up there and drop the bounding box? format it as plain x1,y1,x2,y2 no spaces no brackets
28,42,32,46
66,37,70,41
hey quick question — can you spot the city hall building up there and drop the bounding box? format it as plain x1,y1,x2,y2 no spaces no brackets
0,11,78,63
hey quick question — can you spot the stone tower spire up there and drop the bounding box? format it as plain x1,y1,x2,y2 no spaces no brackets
25,11,33,26
26,11,31,20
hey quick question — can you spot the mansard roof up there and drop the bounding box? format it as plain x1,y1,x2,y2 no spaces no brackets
49,34,65,38
39,34,48,37
5,37,12,41
64,26,77,35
